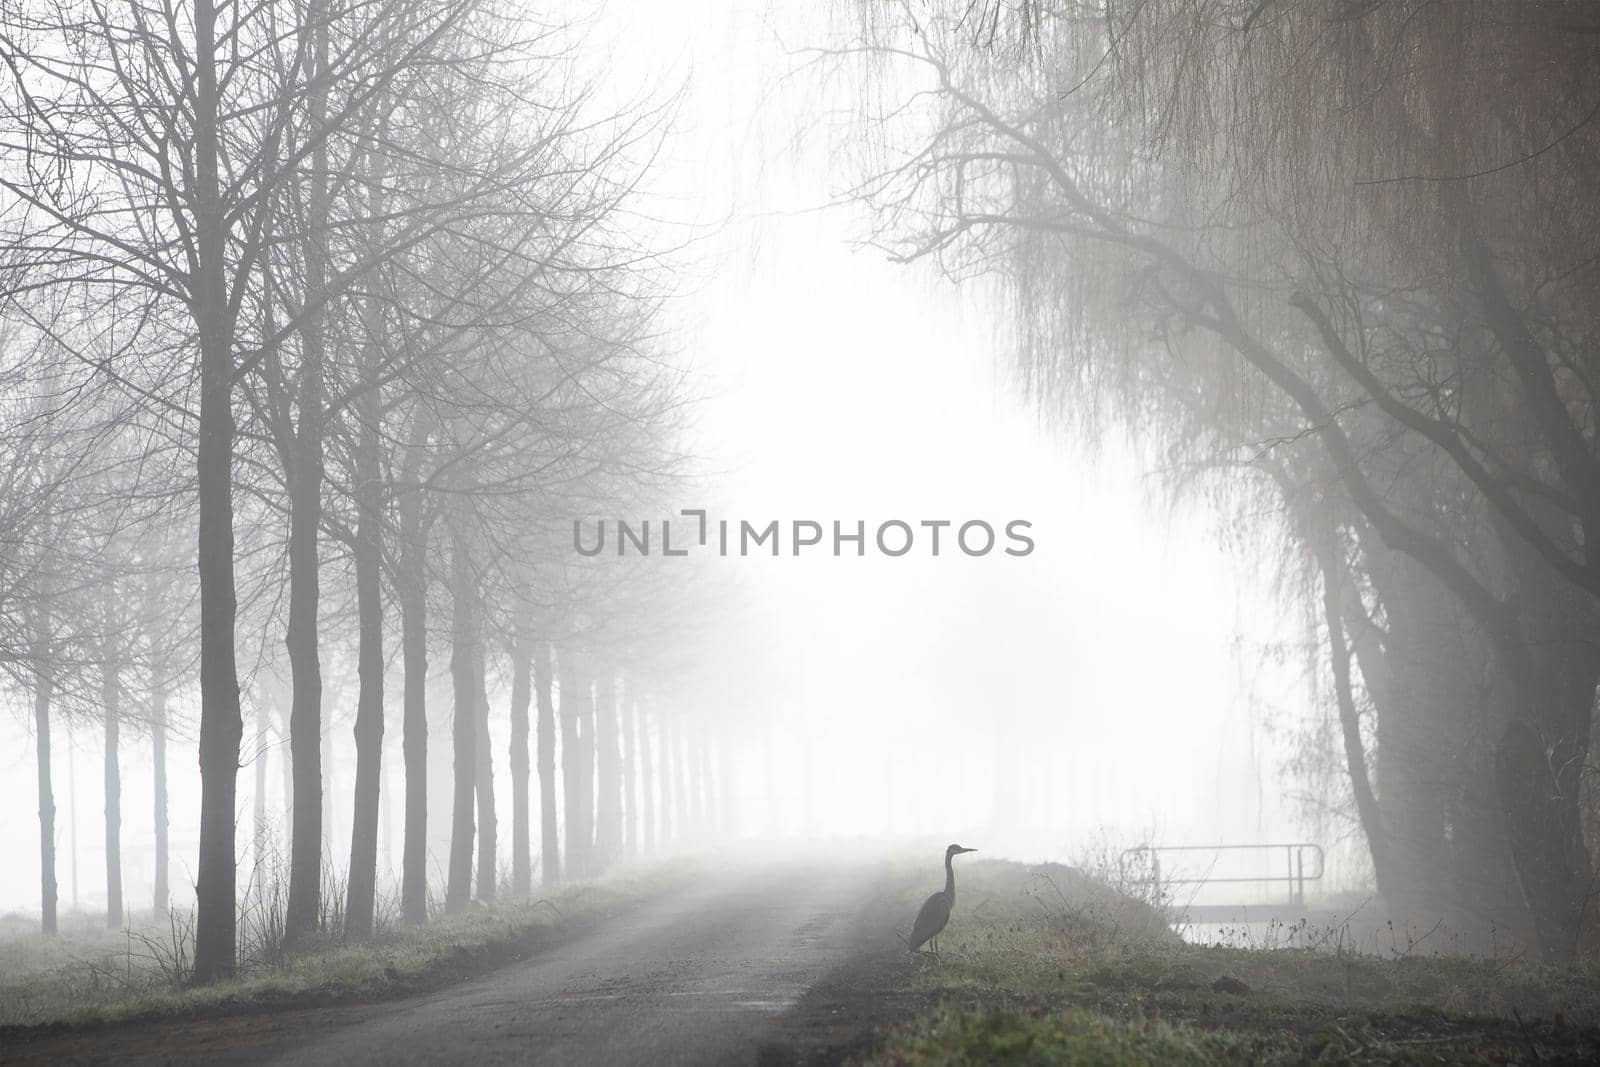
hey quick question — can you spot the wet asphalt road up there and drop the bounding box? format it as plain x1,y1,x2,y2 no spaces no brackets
261,859,877,1066
4,857,892,1066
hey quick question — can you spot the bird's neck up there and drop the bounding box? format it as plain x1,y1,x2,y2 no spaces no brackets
944,854,956,900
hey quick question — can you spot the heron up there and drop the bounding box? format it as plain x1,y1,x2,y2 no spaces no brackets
908,843,976,956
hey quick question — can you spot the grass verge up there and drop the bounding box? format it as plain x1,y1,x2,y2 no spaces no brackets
0,858,693,1035
852,859,1600,1065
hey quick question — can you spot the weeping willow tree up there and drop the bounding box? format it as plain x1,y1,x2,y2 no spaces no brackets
842,0,1600,961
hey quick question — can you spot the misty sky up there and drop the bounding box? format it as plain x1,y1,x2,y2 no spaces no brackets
0,0,1317,917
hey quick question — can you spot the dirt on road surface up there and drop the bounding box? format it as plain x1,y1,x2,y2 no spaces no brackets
1,858,918,1067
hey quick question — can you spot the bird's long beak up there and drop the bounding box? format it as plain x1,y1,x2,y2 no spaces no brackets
956,847,977,854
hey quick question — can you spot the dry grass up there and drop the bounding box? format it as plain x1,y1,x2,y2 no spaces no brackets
859,857,1600,1065
0,856,694,1030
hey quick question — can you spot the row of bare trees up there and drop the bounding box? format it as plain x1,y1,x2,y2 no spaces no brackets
843,1,1600,960
0,0,717,981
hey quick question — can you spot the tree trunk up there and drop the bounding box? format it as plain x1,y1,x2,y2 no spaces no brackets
681,718,698,843
1449,713,1519,950
558,653,590,878
694,719,708,840
284,0,331,948
192,0,245,983
102,645,123,930
68,736,79,910
1492,534,1600,963
152,684,169,914
279,704,294,837
578,677,596,875
1311,529,1393,898
698,722,713,840
717,733,735,840
1368,547,1474,923
34,668,56,935
696,721,708,840
509,626,532,896
534,641,560,885
474,639,497,902
344,442,386,938
764,729,779,839
398,483,429,923
657,709,672,847
673,713,692,845
283,439,326,944
345,97,391,939
252,701,268,868
637,700,654,853
380,751,393,885
1348,533,1519,950
322,716,335,881
446,534,478,912
622,688,638,857
800,722,815,836
593,672,621,870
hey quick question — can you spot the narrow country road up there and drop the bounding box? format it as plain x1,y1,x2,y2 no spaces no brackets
3,857,905,1066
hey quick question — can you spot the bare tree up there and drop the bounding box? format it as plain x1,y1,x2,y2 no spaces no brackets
842,0,1600,959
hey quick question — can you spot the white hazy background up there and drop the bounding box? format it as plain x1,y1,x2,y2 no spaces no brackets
0,0,1328,919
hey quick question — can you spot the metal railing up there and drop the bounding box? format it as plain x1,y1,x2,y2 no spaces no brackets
1119,843,1325,905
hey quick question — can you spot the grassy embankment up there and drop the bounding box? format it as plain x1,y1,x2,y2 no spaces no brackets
860,859,1600,1065
0,858,692,1033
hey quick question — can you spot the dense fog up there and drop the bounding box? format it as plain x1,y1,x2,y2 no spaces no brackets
0,2,1322,923
4,2,1599,1062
